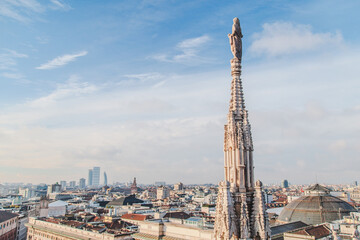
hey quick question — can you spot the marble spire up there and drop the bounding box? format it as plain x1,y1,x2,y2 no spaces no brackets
214,18,270,240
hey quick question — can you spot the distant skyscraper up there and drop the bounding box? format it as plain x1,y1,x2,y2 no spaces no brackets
92,167,100,187
79,178,86,189
60,181,66,190
103,172,108,186
88,169,93,186
47,183,61,194
281,179,289,188
69,181,76,188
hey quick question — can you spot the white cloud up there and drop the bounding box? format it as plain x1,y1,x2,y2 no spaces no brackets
249,22,343,57
36,51,88,70
0,49,27,82
0,0,70,22
49,0,71,10
328,140,347,152
120,72,167,89
152,35,211,63
0,0,44,22
1,43,360,184
177,35,210,49
29,75,98,107
124,72,164,82
0,49,28,70
0,70,227,183
2,72,24,79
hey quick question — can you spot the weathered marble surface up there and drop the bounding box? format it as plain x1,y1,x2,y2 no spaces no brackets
214,18,270,240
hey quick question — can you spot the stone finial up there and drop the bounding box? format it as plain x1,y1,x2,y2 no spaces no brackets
256,180,263,187
228,17,243,61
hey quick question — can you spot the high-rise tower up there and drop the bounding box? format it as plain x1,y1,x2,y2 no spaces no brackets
214,18,270,240
88,169,93,186
104,172,107,186
92,167,100,187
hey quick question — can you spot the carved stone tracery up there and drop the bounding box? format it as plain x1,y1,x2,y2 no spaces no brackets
214,18,270,240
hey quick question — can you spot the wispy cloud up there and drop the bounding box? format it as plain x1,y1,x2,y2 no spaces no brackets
36,51,88,70
49,0,71,11
29,75,97,107
0,49,28,70
124,72,164,82
120,72,166,88
152,35,211,63
1,72,24,79
249,22,343,57
0,49,27,81
0,0,70,23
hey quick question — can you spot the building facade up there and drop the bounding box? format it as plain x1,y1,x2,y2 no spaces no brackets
47,183,61,195
133,220,213,240
17,214,28,240
26,217,132,240
213,18,270,240
0,211,18,240
157,186,170,200
174,182,184,191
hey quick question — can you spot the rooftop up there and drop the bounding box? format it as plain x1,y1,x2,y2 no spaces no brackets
0,211,18,223
291,225,331,239
271,221,308,236
121,213,150,221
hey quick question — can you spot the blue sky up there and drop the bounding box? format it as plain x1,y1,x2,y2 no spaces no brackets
1,0,360,185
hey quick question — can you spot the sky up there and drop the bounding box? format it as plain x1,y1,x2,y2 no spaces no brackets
1,0,360,185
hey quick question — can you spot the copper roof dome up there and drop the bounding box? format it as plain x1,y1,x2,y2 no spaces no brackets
278,184,357,225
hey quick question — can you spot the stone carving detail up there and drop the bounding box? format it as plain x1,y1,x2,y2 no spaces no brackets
229,17,243,61
252,180,271,240
214,18,270,240
240,194,250,239
214,181,239,240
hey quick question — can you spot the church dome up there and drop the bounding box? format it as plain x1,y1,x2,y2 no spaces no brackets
278,184,357,225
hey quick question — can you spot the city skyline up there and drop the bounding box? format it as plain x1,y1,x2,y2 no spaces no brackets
1,0,360,184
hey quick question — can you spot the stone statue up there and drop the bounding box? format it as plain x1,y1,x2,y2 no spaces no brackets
228,17,243,60
240,201,250,239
